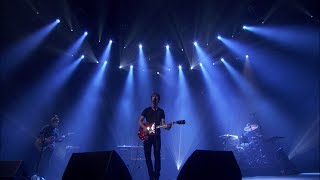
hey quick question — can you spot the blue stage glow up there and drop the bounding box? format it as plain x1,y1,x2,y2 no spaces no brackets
139,44,142,49
193,42,198,46
194,41,211,66
84,31,88,36
164,43,174,73
113,59,134,145
63,60,108,151
2,20,59,75
178,65,182,70
137,41,152,97
99,38,113,62
170,66,201,172
130,65,133,69
166,44,170,49
135,40,152,99
244,25,317,56
56,19,60,23
18,35,88,111
218,37,253,58
6,53,83,141
243,25,247,30
217,35,221,40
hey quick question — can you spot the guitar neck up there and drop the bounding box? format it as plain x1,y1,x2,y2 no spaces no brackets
156,122,175,129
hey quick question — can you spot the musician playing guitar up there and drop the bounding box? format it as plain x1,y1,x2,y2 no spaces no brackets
138,92,171,180
33,115,66,178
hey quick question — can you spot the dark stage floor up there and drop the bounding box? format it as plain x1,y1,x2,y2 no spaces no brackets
242,173,320,180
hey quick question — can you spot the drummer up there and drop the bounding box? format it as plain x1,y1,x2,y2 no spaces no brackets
241,123,262,143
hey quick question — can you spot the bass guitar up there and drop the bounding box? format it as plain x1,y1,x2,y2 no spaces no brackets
138,120,186,141
34,132,74,152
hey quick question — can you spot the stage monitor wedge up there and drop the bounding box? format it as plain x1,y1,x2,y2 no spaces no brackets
178,150,241,180
63,150,131,180
0,161,25,179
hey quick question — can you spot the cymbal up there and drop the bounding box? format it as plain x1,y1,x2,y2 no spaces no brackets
219,134,239,140
244,124,259,132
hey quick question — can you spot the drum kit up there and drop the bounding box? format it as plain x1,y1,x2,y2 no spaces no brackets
219,123,285,168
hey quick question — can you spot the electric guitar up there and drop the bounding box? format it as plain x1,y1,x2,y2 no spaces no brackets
138,120,186,141
34,132,74,152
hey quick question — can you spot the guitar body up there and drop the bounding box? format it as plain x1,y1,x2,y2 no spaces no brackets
138,122,157,141
138,120,186,141
34,132,74,152
34,136,56,152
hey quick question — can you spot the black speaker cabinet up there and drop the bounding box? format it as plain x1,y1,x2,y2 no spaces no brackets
62,151,131,180
0,161,25,179
178,150,242,180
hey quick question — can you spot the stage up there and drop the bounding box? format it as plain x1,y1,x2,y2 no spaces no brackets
242,173,320,180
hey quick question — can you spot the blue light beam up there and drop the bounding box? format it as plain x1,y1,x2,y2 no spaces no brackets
2,20,59,74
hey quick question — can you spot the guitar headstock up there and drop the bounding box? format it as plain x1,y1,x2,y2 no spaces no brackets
175,120,186,124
